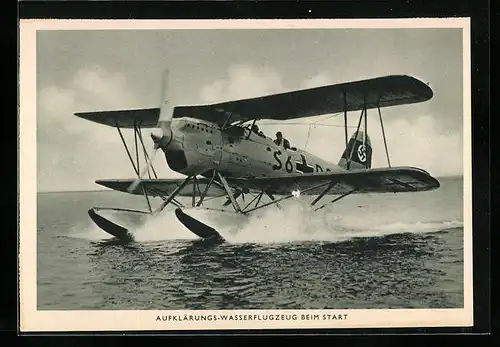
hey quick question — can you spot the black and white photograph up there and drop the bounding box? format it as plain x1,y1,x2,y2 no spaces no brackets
19,18,472,331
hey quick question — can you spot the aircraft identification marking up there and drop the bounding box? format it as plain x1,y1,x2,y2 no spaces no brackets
272,150,293,173
296,155,314,174
272,150,283,170
285,156,293,173
272,150,329,174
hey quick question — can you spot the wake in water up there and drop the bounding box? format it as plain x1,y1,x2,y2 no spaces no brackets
217,200,463,244
70,196,463,245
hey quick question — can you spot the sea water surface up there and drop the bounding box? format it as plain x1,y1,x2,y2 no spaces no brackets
37,176,465,310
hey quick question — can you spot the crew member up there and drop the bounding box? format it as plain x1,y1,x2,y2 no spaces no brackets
251,124,266,138
274,131,290,149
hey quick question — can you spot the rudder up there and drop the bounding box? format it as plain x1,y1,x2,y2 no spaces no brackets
338,130,372,170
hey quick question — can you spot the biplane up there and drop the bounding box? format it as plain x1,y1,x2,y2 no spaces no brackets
75,71,440,243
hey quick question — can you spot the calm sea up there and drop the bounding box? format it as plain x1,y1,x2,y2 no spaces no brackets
36,176,464,310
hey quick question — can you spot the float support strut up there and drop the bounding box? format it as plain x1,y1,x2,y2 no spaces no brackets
314,189,356,212
217,172,242,213
154,176,193,214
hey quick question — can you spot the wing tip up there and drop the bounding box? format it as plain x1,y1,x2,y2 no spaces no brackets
95,179,114,190
403,166,441,190
73,108,161,128
428,175,441,190
401,74,434,101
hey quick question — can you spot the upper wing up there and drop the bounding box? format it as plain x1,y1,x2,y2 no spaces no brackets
74,75,432,129
173,75,433,126
225,167,440,196
75,108,160,128
95,178,228,198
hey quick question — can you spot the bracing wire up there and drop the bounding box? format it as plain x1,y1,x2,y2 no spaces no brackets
303,123,313,150
243,113,358,151
278,113,348,150
260,122,358,128
260,112,358,128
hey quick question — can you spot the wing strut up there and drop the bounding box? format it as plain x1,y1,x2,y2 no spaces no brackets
136,124,158,179
377,102,392,167
115,122,139,177
345,95,371,170
116,120,165,212
343,92,348,146
346,107,365,170
364,102,368,169
134,122,140,177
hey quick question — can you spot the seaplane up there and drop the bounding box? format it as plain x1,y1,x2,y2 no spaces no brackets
75,70,440,243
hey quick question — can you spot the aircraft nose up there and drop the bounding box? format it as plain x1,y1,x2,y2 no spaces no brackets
151,128,163,144
150,127,172,149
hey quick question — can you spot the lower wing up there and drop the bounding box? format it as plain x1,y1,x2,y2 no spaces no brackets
95,178,228,198
225,167,440,196
95,167,439,199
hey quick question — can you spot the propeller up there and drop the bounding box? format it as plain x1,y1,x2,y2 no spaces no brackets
127,69,174,194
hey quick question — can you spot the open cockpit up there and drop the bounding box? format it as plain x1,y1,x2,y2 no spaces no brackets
228,121,296,151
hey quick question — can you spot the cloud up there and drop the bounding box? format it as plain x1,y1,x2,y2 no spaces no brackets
300,72,336,89
375,115,462,177
37,65,181,192
200,64,286,103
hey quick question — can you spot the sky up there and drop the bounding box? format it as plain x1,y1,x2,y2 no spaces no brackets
36,26,465,192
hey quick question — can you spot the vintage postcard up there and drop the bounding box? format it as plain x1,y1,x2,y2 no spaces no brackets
19,18,472,332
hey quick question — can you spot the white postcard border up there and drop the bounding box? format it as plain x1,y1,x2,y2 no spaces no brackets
19,18,473,332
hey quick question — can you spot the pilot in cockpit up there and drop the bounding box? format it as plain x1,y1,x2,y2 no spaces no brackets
251,124,265,138
274,131,290,149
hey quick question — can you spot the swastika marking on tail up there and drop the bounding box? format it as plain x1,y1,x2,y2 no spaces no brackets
357,144,367,163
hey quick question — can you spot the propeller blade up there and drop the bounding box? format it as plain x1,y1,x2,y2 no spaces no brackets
127,148,159,193
150,69,174,150
127,68,174,196
159,69,173,123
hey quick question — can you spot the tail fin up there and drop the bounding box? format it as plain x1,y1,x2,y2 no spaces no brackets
338,131,372,170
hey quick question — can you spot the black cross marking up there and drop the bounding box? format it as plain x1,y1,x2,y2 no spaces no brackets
296,154,314,173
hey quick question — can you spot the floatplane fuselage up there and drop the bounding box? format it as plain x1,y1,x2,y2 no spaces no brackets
155,117,367,180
